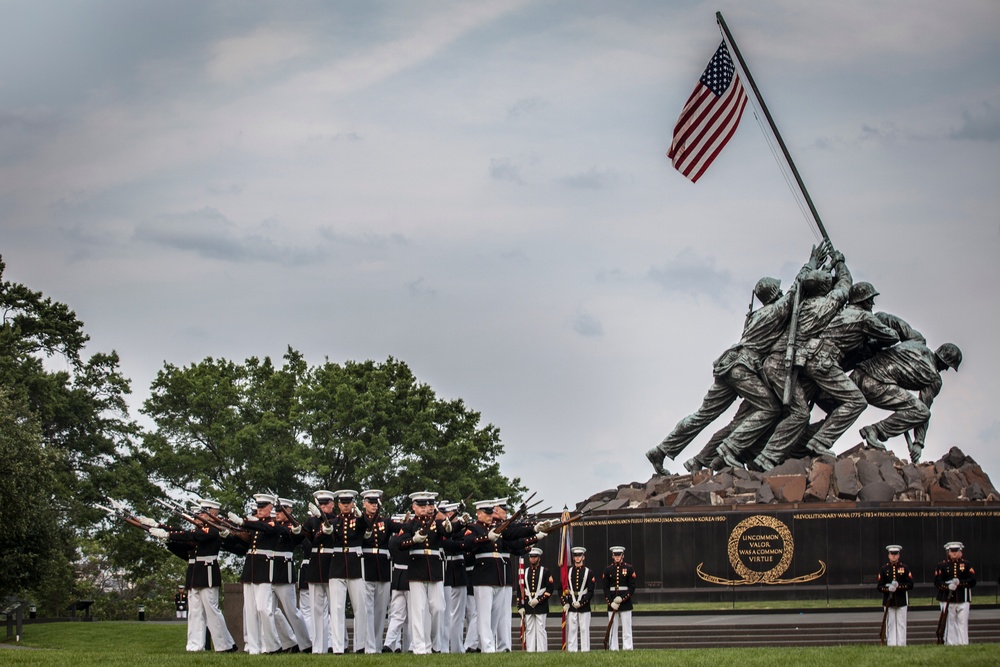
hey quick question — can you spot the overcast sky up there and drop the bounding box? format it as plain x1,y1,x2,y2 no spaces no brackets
3,0,999,509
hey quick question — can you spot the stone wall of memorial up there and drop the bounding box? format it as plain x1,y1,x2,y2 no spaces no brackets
542,502,999,603
537,446,998,604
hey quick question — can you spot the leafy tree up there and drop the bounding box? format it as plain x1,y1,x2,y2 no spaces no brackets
0,255,144,614
141,352,525,514
0,389,60,599
298,357,524,510
141,348,310,510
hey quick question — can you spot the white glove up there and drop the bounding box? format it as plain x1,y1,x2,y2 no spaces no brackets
611,601,620,611
518,608,525,618
887,581,898,592
364,530,373,539
137,516,158,528
535,531,548,541
353,505,363,518
308,503,321,518
227,512,244,526
535,519,554,533
562,603,570,613
149,527,168,541
321,523,334,535
220,529,231,538
488,529,501,542
442,518,452,533
528,597,538,608
572,601,581,609
291,525,302,535
412,531,427,544
460,512,472,524
613,596,623,605
948,579,959,591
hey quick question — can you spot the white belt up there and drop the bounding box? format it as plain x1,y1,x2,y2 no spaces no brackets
249,549,275,557
445,555,464,561
272,551,293,559
476,552,510,559
314,545,362,555
188,555,218,563
408,546,443,555
363,548,386,555
393,564,408,571
300,558,310,565
607,586,629,592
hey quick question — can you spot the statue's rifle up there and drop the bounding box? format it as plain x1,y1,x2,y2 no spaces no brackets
781,283,801,407
744,288,756,330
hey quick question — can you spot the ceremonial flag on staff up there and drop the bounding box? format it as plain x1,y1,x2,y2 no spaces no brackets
557,507,572,650
517,555,526,650
667,41,748,182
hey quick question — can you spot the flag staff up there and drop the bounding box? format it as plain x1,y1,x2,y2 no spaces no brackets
716,11,831,244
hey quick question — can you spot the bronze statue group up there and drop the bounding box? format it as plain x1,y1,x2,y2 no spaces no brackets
646,240,963,475
123,491,637,654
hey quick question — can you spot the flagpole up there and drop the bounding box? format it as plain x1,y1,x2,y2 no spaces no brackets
715,11,831,244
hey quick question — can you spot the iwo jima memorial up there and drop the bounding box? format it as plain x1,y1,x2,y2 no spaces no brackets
537,13,999,608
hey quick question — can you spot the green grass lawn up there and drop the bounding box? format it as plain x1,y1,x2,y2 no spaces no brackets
2,622,997,666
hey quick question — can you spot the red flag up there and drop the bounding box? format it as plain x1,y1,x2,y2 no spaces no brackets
667,41,748,182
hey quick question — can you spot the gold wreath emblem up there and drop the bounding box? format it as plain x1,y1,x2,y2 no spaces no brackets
696,515,826,586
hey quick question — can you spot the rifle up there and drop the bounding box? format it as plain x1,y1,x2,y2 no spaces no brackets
157,497,250,542
273,498,301,528
936,589,953,644
453,492,475,516
744,288,756,330
544,508,594,533
96,501,150,532
154,498,203,527
603,608,617,650
495,494,542,533
879,591,893,645
781,283,801,406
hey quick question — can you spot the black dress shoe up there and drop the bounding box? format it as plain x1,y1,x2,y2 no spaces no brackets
222,645,239,653
356,649,365,654
394,648,401,653
382,646,393,653
301,646,312,653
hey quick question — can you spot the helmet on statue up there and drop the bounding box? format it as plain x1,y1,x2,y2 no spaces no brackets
753,277,781,304
935,343,962,372
848,281,879,305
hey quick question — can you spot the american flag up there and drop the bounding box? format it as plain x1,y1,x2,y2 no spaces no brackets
667,41,748,183
557,508,572,650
